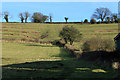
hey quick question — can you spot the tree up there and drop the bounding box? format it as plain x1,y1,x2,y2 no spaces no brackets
49,13,52,23
92,8,111,22
42,15,48,23
84,19,88,23
32,12,48,23
24,12,30,23
3,12,9,22
90,18,96,24
97,20,101,24
64,17,68,23
19,13,24,23
106,17,110,23
111,17,114,23
111,13,118,23
59,26,82,45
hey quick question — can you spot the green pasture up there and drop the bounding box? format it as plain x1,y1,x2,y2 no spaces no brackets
2,42,117,79
2,23,118,41
1,23,119,79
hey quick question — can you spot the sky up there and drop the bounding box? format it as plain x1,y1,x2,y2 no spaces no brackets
1,2,118,22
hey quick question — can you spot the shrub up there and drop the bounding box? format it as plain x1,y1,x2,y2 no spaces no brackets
81,20,83,24
97,21,101,24
90,18,96,24
82,38,115,51
84,19,88,23
59,26,82,45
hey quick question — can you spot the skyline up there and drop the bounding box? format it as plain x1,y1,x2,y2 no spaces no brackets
2,2,118,22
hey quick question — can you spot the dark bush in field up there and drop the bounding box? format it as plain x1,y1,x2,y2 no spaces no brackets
52,39,65,47
59,26,82,45
97,21,101,24
90,18,96,24
82,38,115,51
84,19,88,23
81,51,120,65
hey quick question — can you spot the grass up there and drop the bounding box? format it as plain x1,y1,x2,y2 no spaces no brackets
2,23,118,41
2,42,117,79
2,42,71,65
2,23,119,79
2,23,118,50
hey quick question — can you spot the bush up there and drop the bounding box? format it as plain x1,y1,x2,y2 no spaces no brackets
84,19,88,23
59,26,82,45
97,21,101,24
81,20,83,24
82,38,115,51
90,18,96,24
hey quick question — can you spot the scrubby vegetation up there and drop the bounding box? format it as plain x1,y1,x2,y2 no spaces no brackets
59,26,82,45
82,38,115,52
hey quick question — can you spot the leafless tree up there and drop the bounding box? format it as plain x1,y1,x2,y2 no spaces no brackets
111,13,118,22
19,13,24,23
24,12,30,23
106,17,110,22
49,13,53,23
64,17,68,23
92,8,111,22
3,11,9,22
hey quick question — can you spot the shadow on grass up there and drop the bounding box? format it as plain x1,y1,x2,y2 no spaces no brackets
2,48,117,80
81,51,120,64
25,44,57,47
2,60,112,80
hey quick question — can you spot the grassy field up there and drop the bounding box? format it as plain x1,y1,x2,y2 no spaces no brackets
2,42,117,79
2,23,119,79
2,23,118,50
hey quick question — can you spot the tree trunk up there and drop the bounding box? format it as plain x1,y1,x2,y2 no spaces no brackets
6,19,8,23
25,18,27,23
5,18,8,23
21,20,24,23
101,18,103,22
66,20,67,23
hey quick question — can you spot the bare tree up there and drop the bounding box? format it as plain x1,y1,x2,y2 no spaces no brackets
3,12,9,22
92,8,111,22
111,17,114,22
19,13,24,23
106,17,110,22
24,12,30,23
64,17,68,23
111,13,118,22
49,13,52,23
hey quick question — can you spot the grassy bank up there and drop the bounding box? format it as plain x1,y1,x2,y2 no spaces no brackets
2,42,117,79
2,23,118,50
2,23,119,79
